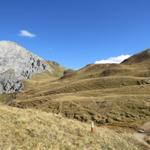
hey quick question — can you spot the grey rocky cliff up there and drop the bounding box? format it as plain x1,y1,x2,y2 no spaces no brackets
0,41,53,93
0,69,23,93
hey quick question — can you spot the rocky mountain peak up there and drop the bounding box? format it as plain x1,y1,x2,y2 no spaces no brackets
0,41,53,93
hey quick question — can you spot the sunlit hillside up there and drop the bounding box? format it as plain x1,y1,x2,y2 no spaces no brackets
8,50,150,128
0,104,147,150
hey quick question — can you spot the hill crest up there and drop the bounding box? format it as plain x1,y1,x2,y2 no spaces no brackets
122,49,150,64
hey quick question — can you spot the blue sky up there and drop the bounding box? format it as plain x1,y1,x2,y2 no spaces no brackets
0,0,150,69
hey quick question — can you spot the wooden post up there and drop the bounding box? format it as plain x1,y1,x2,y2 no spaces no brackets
91,121,96,133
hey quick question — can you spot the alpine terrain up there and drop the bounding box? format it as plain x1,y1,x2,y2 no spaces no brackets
0,41,149,149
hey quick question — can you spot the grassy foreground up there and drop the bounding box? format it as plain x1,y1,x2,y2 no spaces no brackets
0,104,146,150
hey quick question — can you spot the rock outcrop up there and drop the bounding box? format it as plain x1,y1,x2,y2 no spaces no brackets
0,41,53,93
0,69,23,93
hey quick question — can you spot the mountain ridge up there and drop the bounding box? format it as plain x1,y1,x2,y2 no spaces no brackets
0,41,53,93
122,48,150,64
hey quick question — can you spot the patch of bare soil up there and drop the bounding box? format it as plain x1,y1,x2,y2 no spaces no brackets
134,121,150,148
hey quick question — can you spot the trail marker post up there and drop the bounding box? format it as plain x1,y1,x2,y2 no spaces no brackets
91,121,96,133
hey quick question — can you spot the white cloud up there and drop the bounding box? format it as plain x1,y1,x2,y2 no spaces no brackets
18,30,36,38
95,55,130,64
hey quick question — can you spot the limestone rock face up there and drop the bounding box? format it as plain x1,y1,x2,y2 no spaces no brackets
0,41,53,93
0,69,23,93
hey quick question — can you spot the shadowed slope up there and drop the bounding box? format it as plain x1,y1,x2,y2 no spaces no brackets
122,49,150,64
47,61,65,77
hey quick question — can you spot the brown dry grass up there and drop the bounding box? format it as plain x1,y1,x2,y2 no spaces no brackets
6,73,150,128
2,57,150,129
0,104,147,150
0,51,150,149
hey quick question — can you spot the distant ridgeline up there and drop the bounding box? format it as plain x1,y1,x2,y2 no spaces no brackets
0,41,53,93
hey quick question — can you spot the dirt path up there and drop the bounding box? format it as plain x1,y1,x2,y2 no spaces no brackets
141,122,150,132
134,121,150,148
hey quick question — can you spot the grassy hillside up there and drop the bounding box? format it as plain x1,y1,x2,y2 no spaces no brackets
122,49,150,64
7,72,150,128
1,50,149,131
47,61,65,77
0,49,150,149
6,50,150,128
61,62,150,80
0,104,147,150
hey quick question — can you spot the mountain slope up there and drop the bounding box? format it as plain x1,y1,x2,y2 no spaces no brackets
0,41,52,79
47,61,65,77
0,104,146,150
122,49,150,64
60,50,150,80
0,41,53,93
4,48,150,129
